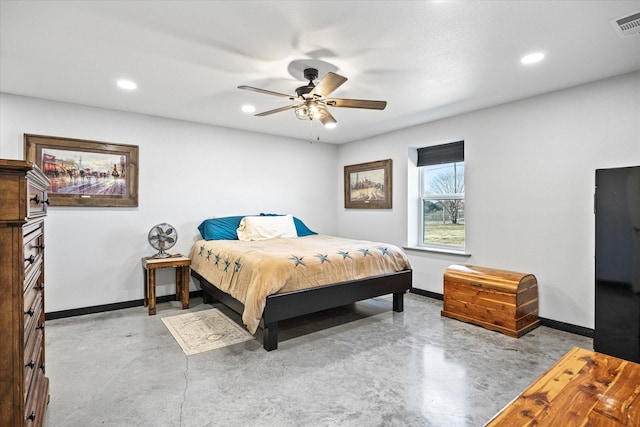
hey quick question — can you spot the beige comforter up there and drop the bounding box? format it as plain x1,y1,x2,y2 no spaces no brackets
189,235,411,334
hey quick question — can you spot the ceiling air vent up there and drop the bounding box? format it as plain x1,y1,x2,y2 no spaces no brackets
610,11,640,38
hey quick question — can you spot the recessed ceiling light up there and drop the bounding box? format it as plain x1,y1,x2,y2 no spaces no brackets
116,79,137,90
241,105,256,113
520,52,545,65
324,122,337,129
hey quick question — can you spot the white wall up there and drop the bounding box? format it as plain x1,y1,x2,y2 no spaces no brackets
337,71,640,329
3,71,638,327
0,94,338,312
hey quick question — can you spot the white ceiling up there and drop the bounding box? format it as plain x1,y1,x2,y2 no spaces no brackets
1,1,639,144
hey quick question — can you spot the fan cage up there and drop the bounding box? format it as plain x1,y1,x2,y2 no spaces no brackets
148,223,177,258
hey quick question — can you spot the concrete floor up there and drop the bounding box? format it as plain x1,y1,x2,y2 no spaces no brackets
43,293,592,427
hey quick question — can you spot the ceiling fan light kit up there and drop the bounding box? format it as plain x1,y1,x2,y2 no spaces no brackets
238,67,387,127
294,100,322,121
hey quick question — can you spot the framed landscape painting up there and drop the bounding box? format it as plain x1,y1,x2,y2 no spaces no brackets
344,159,392,209
24,134,139,207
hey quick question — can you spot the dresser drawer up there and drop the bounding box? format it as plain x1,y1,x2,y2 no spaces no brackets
23,271,43,318
24,295,42,344
24,252,42,289
23,221,44,276
24,367,47,427
23,329,43,400
23,219,44,239
27,184,48,218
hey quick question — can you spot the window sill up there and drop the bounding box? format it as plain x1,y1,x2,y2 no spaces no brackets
403,245,472,256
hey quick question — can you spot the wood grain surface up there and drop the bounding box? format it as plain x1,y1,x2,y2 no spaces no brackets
485,346,640,426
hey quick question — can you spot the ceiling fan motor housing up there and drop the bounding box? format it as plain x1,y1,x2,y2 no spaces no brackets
303,68,318,81
295,84,314,98
295,68,319,98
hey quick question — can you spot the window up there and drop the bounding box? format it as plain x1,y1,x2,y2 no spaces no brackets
418,141,465,249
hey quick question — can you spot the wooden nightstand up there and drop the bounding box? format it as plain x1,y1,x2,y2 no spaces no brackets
141,254,191,315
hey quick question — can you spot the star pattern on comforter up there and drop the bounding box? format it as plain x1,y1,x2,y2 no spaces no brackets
189,235,411,334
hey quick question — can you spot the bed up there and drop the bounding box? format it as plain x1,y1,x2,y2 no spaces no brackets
188,215,413,351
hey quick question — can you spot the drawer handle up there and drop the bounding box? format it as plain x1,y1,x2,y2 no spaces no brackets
36,284,44,291
44,198,50,205
27,411,36,421
25,254,35,264
470,282,482,287
30,194,40,204
26,359,36,369
25,307,35,317
37,243,45,251
36,323,45,330
39,362,45,372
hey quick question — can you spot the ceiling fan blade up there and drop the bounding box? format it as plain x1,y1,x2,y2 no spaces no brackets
255,104,297,116
324,98,387,110
317,108,337,126
308,72,347,98
238,85,295,99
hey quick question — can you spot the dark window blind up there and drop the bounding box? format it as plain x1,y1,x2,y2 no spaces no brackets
417,141,464,167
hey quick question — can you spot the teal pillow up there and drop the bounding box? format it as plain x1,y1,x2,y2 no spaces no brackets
198,216,246,240
259,213,317,236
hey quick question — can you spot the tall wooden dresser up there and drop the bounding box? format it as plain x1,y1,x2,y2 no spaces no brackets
0,159,50,427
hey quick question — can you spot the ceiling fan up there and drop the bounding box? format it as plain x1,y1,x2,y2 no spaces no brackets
238,68,387,127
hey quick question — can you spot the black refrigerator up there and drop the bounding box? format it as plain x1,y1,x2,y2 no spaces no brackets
594,165,640,362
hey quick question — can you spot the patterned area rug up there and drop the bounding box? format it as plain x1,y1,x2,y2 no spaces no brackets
162,309,254,355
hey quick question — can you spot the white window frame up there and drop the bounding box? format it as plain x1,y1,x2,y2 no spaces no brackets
417,141,465,251
419,165,465,250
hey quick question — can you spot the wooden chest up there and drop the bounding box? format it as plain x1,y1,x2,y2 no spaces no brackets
441,264,539,337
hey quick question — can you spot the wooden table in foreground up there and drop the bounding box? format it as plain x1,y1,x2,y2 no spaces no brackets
485,346,640,426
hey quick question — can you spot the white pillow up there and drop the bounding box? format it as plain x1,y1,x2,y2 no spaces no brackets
237,215,298,241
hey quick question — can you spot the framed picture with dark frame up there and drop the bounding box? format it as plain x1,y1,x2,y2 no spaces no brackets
24,134,139,207
344,159,392,209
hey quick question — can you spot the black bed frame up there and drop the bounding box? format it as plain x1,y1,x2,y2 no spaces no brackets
191,269,413,351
